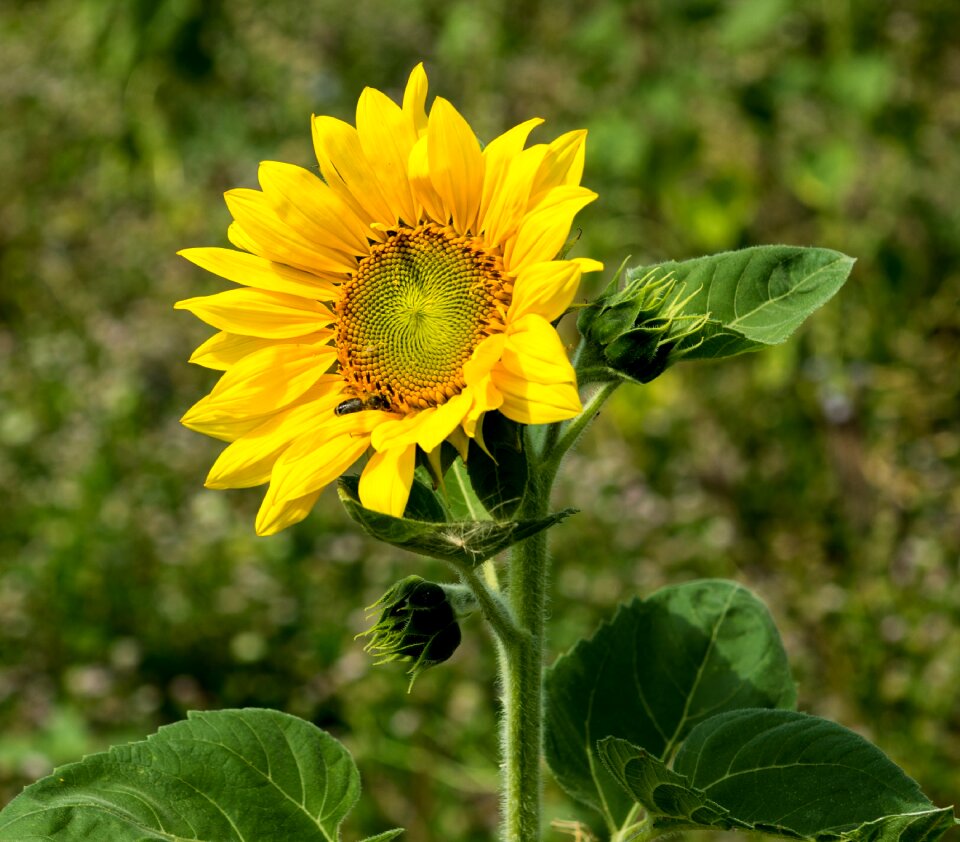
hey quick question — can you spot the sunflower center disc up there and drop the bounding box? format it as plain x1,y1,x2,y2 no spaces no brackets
336,224,508,412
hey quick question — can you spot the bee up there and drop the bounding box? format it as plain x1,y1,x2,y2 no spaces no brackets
334,394,391,416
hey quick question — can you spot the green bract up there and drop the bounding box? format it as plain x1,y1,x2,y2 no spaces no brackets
360,574,469,684
337,473,575,569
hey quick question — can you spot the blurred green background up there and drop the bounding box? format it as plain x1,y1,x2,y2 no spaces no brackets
1,0,958,838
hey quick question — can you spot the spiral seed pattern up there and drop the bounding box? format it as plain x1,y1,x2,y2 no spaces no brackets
336,224,510,413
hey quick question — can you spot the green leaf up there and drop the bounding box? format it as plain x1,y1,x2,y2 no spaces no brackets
673,709,950,838
544,579,795,828
442,460,489,521
579,246,855,383
601,710,958,842
465,413,528,519
598,738,742,833
339,476,574,568
665,246,855,359
359,831,405,842
839,810,959,842
0,708,382,842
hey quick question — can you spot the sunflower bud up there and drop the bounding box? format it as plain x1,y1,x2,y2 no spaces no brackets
360,576,475,687
577,267,708,384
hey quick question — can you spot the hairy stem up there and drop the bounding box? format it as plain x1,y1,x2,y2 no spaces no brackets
501,461,549,841
541,381,619,491
497,374,620,840
458,565,519,646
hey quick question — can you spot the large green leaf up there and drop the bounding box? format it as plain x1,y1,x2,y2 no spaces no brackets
0,708,399,842
578,246,854,383
666,246,855,359
339,476,573,568
600,710,958,842
544,580,795,828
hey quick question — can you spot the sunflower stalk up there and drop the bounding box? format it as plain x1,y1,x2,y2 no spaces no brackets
500,455,550,842
491,382,619,842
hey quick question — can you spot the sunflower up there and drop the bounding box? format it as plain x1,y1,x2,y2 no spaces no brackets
177,64,602,535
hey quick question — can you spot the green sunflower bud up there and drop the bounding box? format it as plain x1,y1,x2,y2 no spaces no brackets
360,575,475,688
577,265,708,384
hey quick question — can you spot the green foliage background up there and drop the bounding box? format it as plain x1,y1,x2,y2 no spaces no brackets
1,0,958,839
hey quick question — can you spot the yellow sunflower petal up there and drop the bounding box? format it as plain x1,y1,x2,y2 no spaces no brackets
481,144,549,248
509,258,603,322
230,220,370,273
504,185,598,274
446,426,470,460
227,221,265,257
255,424,373,535
205,380,345,489
403,62,429,138
478,117,543,235
528,130,587,206
178,247,341,301
175,288,333,338
501,314,577,385
181,344,336,436
408,135,446,225
416,391,472,453
462,373,503,438
255,490,323,536
311,115,395,226
180,411,266,443
257,161,371,256
356,87,419,225
224,188,357,274
575,257,605,273
491,366,582,424
463,333,507,386
358,443,416,517
189,331,333,370
370,407,436,452
428,97,484,233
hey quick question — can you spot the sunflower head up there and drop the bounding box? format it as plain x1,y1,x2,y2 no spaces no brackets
176,64,602,535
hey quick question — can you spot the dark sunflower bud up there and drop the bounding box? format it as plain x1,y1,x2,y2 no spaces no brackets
359,575,475,688
577,266,708,384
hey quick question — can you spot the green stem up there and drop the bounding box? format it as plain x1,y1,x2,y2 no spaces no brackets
541,381,619,487
500,458,549,841
458,565,519,647
495,367,620,840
